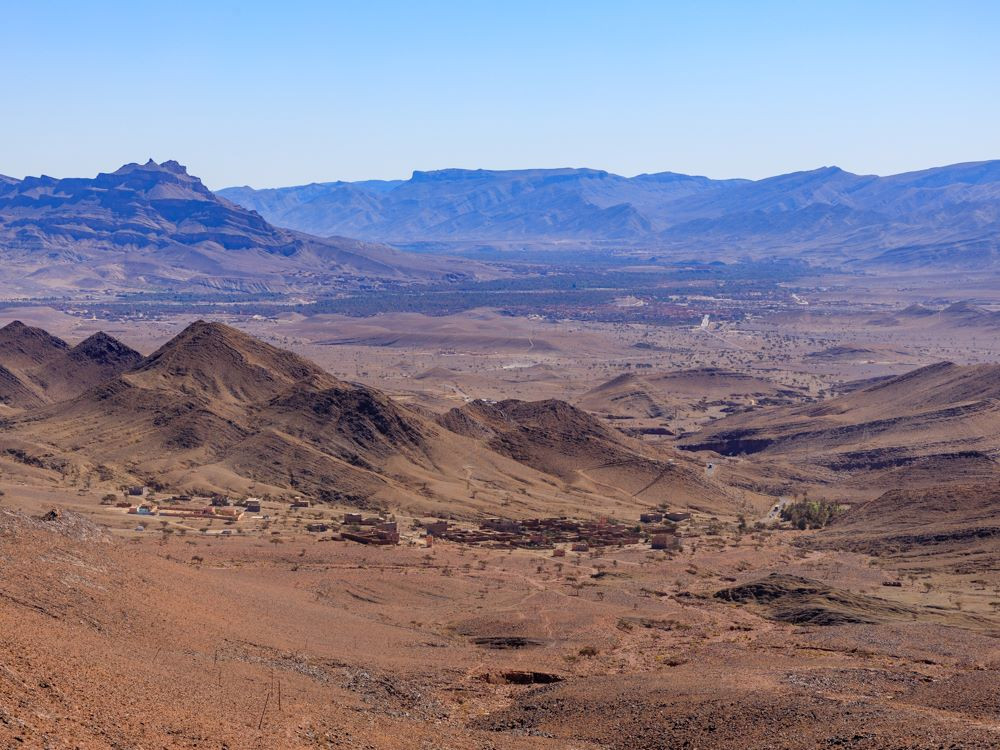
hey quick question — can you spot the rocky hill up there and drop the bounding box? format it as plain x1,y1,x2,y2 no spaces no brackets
815,483,1000,573
0,321,141,408
578,368,808,421
438,398,734,511
13,321,438,503
0,320,734,517
679,361,1000,493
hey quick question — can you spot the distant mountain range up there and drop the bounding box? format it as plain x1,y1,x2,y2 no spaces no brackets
3,159,999,291
219,161,1000,268
0,160,476,295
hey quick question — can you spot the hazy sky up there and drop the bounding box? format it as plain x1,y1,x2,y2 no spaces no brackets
3,1,999,188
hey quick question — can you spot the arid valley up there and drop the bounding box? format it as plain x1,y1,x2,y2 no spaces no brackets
1,261,999,748
4,5,1000,744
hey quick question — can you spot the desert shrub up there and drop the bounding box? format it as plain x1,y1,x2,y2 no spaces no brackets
780,499,841,529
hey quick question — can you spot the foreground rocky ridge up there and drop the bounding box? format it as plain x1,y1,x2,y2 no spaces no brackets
0,319,731,518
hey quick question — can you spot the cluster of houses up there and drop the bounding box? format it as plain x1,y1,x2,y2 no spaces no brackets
640,510,691,524
411,512,690,550
294,510,691,551
125,493,267,521
116,484,692,554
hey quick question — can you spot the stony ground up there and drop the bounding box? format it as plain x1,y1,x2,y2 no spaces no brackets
1,500,997,749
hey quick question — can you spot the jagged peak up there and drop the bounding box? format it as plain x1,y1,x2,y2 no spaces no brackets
114,159,191,177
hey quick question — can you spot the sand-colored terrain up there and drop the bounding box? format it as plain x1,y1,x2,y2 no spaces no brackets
1,494,997,749
0,289,998,748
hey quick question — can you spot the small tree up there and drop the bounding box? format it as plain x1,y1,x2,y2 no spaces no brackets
780,499,841,530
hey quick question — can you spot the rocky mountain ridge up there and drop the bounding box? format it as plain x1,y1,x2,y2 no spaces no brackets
0,160,480,295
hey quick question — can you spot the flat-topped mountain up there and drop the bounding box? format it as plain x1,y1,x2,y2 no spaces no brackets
220,161,1000,267
0,160,477,295
218,167,741,243
221,168,733,242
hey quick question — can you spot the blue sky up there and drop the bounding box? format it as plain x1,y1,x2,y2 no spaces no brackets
3,1,999,187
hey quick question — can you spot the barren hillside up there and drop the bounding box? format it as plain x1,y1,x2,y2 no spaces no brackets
0,321,141,407
1,320,738,518
679,362,1000,491
439,398,736,512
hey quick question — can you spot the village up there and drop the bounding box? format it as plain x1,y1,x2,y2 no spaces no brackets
110,486,694,554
